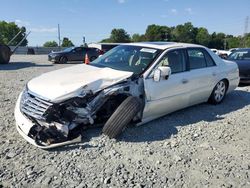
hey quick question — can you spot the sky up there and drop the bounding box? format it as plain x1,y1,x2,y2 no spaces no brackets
1,0,250,46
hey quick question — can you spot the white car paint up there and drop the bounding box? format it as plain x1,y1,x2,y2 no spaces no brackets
15,42,240,148
27,64,133,103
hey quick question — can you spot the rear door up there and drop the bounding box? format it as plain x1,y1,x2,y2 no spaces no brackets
68,47,83,61
186,48,218,105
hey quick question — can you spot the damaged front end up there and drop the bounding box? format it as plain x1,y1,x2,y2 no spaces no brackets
16,79,143,148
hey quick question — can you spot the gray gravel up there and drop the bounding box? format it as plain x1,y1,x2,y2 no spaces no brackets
0,55,250,188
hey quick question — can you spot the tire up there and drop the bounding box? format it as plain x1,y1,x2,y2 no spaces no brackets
208,80,227,104
102,96,141,138
59,56,67,64
0,45,11,64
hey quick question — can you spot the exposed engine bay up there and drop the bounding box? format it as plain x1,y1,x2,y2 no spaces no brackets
19,78,144,147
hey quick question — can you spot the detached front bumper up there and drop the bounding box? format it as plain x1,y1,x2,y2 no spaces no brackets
15,92,81,149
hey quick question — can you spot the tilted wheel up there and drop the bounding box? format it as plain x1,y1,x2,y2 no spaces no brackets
102,96,141,138
208,80,227,104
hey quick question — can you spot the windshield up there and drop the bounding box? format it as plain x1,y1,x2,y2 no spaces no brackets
228,50,250,60
63,47,74,52
91,45,162,74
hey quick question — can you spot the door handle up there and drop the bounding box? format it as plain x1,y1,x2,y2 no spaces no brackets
182,79,189,84
212,72,217,76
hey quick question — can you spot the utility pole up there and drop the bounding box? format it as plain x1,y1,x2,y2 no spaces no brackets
58,24,61,50
83,36,87,47
243,16,249,47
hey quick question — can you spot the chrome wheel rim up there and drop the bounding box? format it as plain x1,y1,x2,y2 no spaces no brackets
214,81,226,102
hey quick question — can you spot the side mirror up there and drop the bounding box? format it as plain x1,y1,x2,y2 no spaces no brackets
153,66,171,82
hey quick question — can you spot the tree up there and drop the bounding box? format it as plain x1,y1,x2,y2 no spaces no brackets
0,21,28,46
100,38,112,43
209,32,225,49
243,33,250,47
226,35,241,49
101,28,131,43
172,22,197,43
110,28,130,42
61,37,74,47
196,27,210,46
43,41,58,47
131,33,145,42
144,24,171,41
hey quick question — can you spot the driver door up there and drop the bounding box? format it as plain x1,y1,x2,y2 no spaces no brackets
142,49,192,122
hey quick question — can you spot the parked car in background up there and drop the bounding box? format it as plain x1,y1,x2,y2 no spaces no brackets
48,47,103,64
227,48,250,83
15,42,239,148
88,43,121,53
210,48,231,59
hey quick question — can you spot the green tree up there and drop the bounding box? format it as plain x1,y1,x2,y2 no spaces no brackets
61,37,74,47
0,21,28,46
195,27,210,46
100,29,130,43
226,35,241,49
110,28,130,42
209,32,225,49
131,33,145,42
172,22,197,43
243,33,250,47
144,24,171,41
43,41,58,47
100,38,112,43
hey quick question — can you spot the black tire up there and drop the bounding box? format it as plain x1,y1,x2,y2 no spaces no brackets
102,96,141,138
59,56,67,64
208,80,227,104
0,45,11,64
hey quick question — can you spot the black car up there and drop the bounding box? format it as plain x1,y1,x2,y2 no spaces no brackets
228,48,250,83
48,47,103,64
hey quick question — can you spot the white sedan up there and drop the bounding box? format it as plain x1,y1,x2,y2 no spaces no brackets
15,42,239,148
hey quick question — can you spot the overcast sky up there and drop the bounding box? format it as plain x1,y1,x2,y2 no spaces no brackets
1,0,249,46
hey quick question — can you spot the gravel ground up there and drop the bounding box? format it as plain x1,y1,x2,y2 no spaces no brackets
0,55,250,188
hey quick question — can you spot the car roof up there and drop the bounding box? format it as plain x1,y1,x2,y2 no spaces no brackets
120,42,204,50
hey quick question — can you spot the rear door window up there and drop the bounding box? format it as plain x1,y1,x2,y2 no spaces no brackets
187,48,215,69
188,49,206,69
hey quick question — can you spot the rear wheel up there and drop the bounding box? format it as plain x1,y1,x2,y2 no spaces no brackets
102,96,141,138
59,56,67,64
208,80,227,104
0,45,11,64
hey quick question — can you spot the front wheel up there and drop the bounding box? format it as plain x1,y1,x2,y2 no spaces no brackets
59,56,67,64
102,96,141,138
208,80,227,104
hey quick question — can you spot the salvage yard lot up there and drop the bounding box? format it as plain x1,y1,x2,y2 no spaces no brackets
0,55,250,187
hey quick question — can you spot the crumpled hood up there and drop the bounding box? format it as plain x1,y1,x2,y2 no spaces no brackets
27,64,133,102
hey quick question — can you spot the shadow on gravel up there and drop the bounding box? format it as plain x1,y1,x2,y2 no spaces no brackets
120,89,250,143
0,62,53,70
